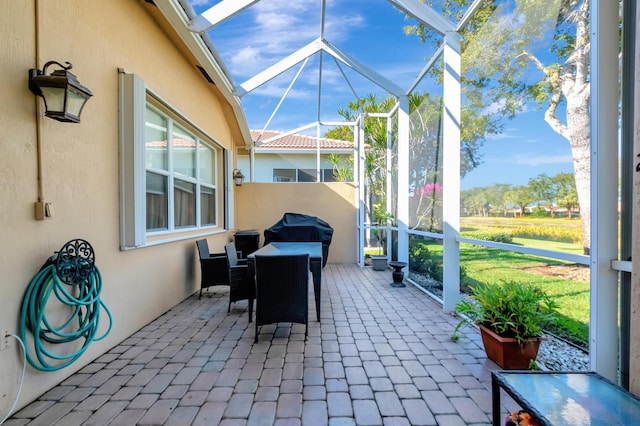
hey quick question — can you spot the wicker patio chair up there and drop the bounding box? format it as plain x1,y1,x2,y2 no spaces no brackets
224,242,255,322
254,253,309,343
196,239,229,299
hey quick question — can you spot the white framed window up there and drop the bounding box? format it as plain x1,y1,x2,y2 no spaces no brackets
120,72,224,249
144,103,218,233
272,168,336,182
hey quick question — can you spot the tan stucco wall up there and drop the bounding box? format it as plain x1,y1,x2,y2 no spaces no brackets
0,0,241,409
235,183,357,264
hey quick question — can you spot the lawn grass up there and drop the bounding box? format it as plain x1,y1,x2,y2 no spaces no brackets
459,242,589,347
411,218,590,348
510,237,584,255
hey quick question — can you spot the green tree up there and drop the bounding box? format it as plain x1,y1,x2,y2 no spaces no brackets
528,174,555,215
505,185,535,217
486,183,513,216
327,153,353,182
326,92,486,232
406,0,594,253
325,95,397,225
462,187,492,216
552,172,579,218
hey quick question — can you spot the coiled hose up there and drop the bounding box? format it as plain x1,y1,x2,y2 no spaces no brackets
19,261,112,372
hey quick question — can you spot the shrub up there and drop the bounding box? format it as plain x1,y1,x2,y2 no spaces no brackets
461,230,513,244
409,244,443,282
409,242,467,285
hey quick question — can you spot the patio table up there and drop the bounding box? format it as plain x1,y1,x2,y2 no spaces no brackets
492,370,640,425
248,242,323,321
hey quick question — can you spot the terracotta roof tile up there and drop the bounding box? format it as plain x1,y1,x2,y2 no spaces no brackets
250,130,354,150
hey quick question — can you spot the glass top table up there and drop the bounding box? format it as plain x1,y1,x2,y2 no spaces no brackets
492,371,640,425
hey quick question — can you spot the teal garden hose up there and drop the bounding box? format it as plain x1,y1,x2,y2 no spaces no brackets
19,240,112,371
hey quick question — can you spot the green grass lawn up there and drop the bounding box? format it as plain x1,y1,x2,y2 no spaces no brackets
411,217,590,348
459,242,589,347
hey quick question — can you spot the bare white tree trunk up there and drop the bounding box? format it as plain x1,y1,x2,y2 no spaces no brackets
540,0,591,253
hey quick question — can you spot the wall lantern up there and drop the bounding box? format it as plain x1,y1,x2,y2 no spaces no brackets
29,61,93,123
233,169,245,186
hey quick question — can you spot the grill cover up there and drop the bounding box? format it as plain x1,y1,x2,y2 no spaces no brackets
264,213,333,267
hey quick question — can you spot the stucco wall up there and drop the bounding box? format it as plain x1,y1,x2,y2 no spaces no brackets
0,0,241,409
235,183,357,264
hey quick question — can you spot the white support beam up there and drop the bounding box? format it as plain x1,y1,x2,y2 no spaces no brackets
442,31,461,314
151,0,251,144
258,58,310,135
590,0,621,382
631,0,640,395
315,124,321,182
319,120,357,127
321,39,404,97
255,122,319,145
333,57,361,103
387,0,455,36
408,44,444,95
357,118,366,267
456,0,485,32
397,96,410,265
237,39,323,96
189,0,261,33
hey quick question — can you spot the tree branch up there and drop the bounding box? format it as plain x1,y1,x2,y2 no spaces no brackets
545,82,570,139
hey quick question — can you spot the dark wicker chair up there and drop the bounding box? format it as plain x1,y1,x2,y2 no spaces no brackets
224,242,255,322
254,253,309,343
196,239,229,299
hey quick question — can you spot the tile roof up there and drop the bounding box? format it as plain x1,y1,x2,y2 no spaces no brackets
251,130,355,151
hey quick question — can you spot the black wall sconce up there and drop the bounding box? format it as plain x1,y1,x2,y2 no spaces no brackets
29,61,93,123
233,169,245,186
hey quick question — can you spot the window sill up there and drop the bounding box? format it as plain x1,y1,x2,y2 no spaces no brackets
120,227,227,250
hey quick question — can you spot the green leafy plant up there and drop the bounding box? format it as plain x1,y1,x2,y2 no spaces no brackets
409,241,467,286
452,281,558,346
372,203,394,255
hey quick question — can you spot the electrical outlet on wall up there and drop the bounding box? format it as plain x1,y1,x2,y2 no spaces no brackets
0,331,11,351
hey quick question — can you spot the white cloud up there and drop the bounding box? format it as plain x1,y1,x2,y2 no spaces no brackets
229,46,265,76
252,84,313,99
513,154,573,166
485,128,523,140
210,0,364,80
482,98,529,116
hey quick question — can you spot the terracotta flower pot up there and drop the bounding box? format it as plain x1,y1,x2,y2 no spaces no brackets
479,324,543,369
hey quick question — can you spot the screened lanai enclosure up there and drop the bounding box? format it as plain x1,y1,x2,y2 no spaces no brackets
171,0,630,386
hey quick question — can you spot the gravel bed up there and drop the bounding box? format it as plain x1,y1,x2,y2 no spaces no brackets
408,272,590,371
536,334,589,371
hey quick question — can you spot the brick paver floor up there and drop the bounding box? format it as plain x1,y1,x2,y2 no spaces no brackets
5,264,517,425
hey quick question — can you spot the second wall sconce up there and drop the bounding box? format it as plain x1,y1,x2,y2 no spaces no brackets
29,61,93,123
233,169,245,186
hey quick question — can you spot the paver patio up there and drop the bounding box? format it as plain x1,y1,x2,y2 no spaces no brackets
5,264,518,425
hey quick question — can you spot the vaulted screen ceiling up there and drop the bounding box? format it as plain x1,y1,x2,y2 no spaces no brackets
177,0,477,138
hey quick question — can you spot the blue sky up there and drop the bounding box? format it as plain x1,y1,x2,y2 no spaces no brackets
188,0,576,190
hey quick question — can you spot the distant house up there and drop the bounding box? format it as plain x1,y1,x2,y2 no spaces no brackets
238,130,356,183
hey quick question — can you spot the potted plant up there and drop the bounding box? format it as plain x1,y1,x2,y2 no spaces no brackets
369,204,393,271
452,281,558,369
